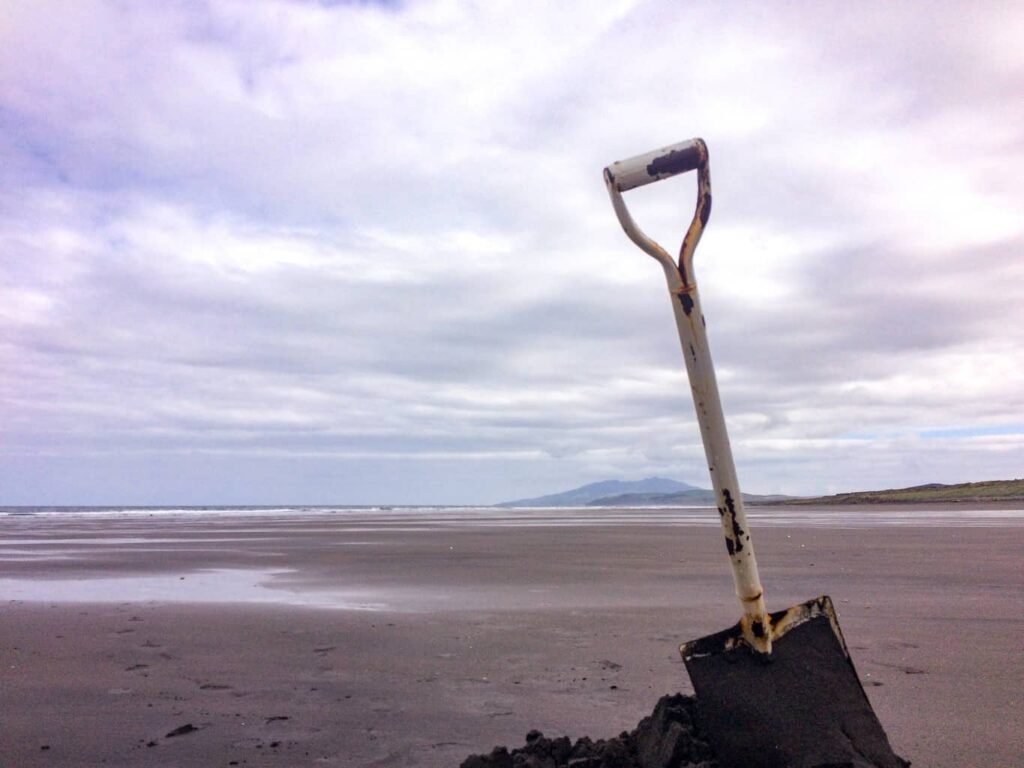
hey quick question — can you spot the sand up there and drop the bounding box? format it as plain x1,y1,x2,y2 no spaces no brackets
460,694,717,767
2,505,1022,767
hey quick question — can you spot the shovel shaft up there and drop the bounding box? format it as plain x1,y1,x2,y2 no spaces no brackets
667,259,768,642
604,140,769,649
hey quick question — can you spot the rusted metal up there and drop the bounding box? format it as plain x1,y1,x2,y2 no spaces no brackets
604,139,769,653
680,595,846,660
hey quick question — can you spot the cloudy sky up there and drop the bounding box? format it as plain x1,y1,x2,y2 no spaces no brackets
1,1,1022,505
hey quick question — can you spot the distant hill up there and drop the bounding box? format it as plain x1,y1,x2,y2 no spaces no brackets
588,489,792,506
498,477,699,507
769,479,1024,505
498,478,791,507
499,477,1023,508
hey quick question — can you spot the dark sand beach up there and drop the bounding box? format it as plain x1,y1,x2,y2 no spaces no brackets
2,504,1022,767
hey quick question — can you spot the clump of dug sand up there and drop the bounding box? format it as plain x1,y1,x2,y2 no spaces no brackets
460,693,716,768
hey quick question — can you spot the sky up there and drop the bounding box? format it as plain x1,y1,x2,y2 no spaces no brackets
1,0,1022,506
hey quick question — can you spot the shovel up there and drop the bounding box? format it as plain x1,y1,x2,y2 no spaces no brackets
603,139,907,768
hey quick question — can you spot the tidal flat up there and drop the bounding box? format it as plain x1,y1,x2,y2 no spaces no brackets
2,504,1021,767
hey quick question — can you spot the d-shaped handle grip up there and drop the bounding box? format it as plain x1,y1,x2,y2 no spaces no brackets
603,138,711,273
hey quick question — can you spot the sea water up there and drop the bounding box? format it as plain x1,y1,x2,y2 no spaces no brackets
2,504,1021,609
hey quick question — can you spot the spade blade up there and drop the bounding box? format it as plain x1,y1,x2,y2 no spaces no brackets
681,596,907,768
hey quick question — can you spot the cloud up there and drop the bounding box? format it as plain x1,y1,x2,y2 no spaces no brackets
1,0,1022,504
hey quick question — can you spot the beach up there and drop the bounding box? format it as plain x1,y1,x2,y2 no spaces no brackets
2,505,1022,767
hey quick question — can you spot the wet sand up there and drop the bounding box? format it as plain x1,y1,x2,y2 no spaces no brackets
2,505,1022,767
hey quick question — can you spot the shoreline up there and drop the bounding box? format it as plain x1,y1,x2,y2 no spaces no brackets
5,496,1024,513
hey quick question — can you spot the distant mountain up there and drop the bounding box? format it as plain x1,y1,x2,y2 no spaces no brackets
587,489,792,506
499,477,1023,509
766,479,1024,505
498,477,699,508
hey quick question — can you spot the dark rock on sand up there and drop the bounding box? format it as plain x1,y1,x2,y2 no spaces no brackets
460,694,716,768
461,693,913,768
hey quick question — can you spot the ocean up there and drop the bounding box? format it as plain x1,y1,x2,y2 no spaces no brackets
2,503,1023,527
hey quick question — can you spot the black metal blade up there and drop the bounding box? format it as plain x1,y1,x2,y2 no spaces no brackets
681,596,907,768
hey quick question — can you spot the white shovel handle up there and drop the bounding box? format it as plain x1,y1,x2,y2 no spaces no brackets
604,139,771,653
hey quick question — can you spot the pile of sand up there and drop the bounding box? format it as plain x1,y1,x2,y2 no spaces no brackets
460,692,912,768
460,693,716,768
